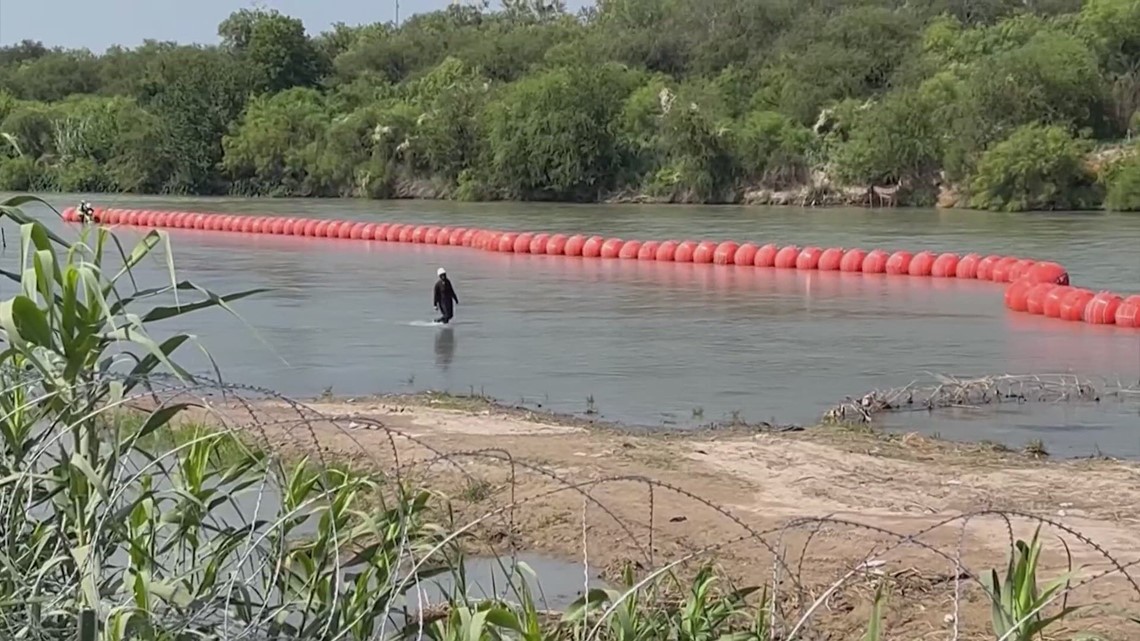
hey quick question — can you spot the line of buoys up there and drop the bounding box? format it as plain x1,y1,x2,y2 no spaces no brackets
59,206,1140,329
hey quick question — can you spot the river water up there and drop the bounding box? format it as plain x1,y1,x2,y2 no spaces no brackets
7,193,1140,458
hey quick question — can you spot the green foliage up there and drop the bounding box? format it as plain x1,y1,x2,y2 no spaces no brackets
1105,153,1140,210
1,0,1139,208
968,124,1098,211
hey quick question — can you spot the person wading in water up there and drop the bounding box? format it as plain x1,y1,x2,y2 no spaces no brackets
433,267,459,324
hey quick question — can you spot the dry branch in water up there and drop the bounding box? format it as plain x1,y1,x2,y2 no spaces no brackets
823,372,1140,424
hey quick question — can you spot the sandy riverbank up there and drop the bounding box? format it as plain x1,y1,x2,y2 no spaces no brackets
158,392,1140,639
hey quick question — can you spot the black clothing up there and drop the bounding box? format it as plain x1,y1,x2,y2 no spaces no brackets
433,276,459,324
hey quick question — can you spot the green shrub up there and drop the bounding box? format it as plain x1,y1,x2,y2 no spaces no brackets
968,123,1100,212
1105,154,1140,210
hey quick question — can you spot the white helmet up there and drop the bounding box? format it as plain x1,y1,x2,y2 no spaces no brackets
437,267,446,277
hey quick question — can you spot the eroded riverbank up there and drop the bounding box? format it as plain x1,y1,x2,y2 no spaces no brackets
151,391,1140,639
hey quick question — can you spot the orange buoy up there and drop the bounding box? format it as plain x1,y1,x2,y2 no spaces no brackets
955,253,981,279
990,256,1020,282
638,240,660,260
692,241,718,264
795,246,823,270
930,253,960,278
754,244,779,267
1025,261,1069,286
324,220,342,237
840,249,867,272
1116,295,1140,328
907,251,936,276
1025,283,1055,315
497,232,518,252
862,249,889,273
369,223,387,240
713,241,740,265
564,235,587,257
248,217,264,234
656,240,679,261
348,222,367,239
733,243,758,266
317,220,335,237
547,234,569,255
411,226,428,243
619,240,642,259
424,226,441,244
460,229,477,246
774,246,799,268
514,233,534,253
674,241,698,263
431,226,450,244
336,221,355,239
445,226,463,245
1059,289,1095,321
275,218,291,234
382,224,399,241
1084,292,1124,324
398,225,414,243
582,235,604,258
1008,259,1037,281
975,255,1001,281
479,231,500,251
1004,279,1033,312
1042,286,1073,318
529,233,549,254
885,251,913,275
601,238,625,258
817,248,844,271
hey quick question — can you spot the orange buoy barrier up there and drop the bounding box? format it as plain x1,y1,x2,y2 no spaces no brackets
1116,296,1140,328
795,247,823,270
57,206,1137,329
755,244,778,267
733,243,758,266
674,241,697,263
638,240,659,260
774,246,798,268
840,249,867,272
600,238,623,258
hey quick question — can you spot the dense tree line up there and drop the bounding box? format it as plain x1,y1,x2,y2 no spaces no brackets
2,0,1140,211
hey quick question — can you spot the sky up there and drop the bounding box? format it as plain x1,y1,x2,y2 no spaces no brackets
0,0,591,52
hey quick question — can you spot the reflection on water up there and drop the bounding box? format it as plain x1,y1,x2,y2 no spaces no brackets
435,327,456,370
411,553,608,611
8,194,1140,458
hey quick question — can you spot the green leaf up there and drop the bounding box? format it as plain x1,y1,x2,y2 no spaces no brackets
8,295,54,348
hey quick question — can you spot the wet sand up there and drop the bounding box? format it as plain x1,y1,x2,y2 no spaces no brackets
163,393,1140,639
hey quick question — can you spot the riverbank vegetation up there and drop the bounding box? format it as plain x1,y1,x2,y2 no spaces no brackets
2,196,1138,637
2,1,1140,211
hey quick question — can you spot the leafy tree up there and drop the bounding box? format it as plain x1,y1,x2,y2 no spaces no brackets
219,9,326,93
482,64,640,200
135,47,255,193
968,123,1098,212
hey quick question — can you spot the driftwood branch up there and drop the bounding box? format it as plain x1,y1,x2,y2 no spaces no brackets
823,373,1140,424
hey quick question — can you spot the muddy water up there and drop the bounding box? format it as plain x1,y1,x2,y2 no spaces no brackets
8,193,1140,458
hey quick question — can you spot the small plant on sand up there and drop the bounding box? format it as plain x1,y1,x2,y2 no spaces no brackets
984,526,1088,641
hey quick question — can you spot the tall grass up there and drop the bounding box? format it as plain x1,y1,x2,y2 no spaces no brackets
0,195,1118,640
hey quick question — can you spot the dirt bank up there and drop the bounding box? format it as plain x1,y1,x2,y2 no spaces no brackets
170,393,1140,639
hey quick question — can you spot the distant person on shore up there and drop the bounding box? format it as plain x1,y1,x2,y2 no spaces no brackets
77,200,95,223
433,267,459,325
